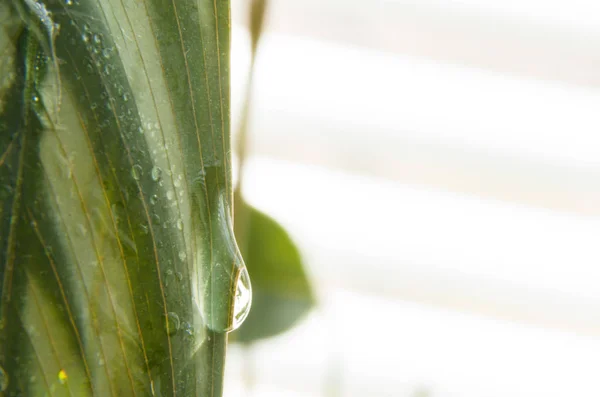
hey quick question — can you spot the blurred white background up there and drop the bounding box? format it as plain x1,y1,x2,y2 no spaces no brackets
226,0,600,395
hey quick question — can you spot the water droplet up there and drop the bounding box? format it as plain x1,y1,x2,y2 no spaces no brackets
0,366,8,391
167,190,174,200
176,218,183,230
32,94,39,102
58,369,67,384
151,166,162,181
152,213,160,224
131,164,143,181
77,224,87,237
140,224,149,235
150,194,158,205
166,312,180,336
182,321,193,336
65,0,73,5
203,265,252,333
102,48,111,59
93,34,102,45
231,267,252,331
178,251,186,261
175,271,183,281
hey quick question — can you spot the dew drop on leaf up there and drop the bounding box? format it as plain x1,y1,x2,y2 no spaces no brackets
176,218,183,230
131,164,143,180
230,267,252,331
182,321,193,336
77,224,87,237
178,251,186,261
151,166,162,181
204,265,253,333
166,312,180,336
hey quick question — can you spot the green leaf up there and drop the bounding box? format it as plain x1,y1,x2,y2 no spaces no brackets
0,0,247,396
232,196,314,344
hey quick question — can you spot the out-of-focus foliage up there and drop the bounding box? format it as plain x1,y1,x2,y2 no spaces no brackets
232,0,315,344
0,0,246,396
233,199,315,343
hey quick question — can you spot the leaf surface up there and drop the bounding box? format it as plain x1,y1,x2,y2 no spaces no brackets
0,0,243,395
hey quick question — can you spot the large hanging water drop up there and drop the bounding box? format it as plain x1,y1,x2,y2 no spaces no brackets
231,267,252,331
203,265,252,333
194,166,252,333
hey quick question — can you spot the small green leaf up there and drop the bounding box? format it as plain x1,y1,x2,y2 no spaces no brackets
232,196,314,344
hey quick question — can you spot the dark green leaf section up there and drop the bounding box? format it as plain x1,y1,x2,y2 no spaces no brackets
0,0,240,396
233,198,314,344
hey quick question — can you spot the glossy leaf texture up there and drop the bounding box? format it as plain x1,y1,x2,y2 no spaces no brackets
0,0,247,396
